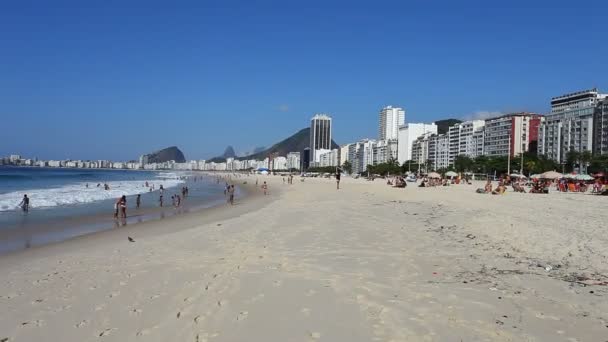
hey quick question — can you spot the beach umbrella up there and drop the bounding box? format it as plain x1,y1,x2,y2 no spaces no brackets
445,171,458,177
510,173,526,178
575,174,594,181
540,171,563,179
530,174,541,179
427,172,441,179
563,173,577,179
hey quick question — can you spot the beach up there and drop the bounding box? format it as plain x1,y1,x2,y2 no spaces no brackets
1,175,607,341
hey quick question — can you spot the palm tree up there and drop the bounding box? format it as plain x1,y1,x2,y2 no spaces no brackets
580,150,592,174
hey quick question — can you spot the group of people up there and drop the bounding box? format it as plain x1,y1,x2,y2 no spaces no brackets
387,176,407,188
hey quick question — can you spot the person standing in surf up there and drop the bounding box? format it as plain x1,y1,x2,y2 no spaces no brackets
18,194,30,212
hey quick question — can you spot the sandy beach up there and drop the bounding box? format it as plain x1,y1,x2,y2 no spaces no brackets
1,175,607,341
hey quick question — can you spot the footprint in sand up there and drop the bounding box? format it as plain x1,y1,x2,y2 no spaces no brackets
306,289,316,297
236,311,249,321
75,320,89,328
273,280,282,287
301,308,311,316
108,292,120,298
98,328,116,337
130,308,142,315
194,315,204,324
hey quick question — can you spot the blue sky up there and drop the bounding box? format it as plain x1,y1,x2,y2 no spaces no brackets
1,0,607,161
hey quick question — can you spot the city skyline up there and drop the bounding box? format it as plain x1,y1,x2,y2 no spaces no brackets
1,1,607,161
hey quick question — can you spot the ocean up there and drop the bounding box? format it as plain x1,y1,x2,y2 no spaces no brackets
0,167,231,254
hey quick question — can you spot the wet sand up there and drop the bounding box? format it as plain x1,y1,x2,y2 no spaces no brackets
0,176,607,341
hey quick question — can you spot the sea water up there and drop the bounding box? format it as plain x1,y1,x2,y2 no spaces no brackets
0,167,230,254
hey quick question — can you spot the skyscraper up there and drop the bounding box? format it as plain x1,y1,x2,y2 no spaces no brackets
538,88,607,163
378,106,405,141
310,114,332,163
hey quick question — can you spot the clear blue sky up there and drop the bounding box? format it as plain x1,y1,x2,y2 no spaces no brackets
1,0,607,161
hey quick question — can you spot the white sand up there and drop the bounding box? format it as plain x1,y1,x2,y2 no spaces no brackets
1,176,607,341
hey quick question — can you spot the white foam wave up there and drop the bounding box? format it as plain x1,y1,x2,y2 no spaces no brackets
0,176,184,212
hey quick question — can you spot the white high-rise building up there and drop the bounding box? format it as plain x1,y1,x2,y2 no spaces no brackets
538,88,607,163
310,114,332,163
448,120,485,165
397,123,438,164
286,152,301,171
378,106,405,141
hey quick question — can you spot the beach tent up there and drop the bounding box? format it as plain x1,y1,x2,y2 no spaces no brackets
540,171,563,179
445,171,458,178
427,172,441,179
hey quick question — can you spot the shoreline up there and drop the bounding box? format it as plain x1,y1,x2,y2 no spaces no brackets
0,175,263,258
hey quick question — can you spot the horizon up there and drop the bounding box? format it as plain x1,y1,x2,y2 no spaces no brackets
1,1,607,161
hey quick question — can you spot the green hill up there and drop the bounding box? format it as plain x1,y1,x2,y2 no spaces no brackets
211,127,339,162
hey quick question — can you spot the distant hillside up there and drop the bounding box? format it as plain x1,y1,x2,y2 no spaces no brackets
223,146,236,159
210,128,339,162
435,119,462,135
241,127,339,160
146,146,186,163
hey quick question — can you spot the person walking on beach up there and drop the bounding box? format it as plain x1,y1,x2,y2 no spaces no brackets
119,195,127,218
262,181,268,195
19,194,30,212
228,185,235,205
114,197,121,218
336,168,341,190
136,194,141,209
159,193,164,207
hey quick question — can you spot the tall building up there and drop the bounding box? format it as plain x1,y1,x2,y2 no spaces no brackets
538,88,607,163
448,120,485,165
373,139,398,165
339,144,351,166
397,123,438,164
310,114,332,163
378,106,405,141
484,113,543,157
593,98,608,155
301,148,311,171
286,152,301,170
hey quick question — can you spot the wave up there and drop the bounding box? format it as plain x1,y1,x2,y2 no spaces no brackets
0,177,184,211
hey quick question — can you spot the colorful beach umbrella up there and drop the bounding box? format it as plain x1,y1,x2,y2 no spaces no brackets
427,172,441,179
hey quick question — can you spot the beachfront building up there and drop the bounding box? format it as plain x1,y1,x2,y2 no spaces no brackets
484,113,543,157
286,152,301,170
271,156,287,170
317,149,339,167
373,139,398,165
339,144,351,166
447,120,485,165
378,106,405,141
538,88,607,163
593,98,608,155
310,114,332,164
348,139,376,175
397,123,438,165
301,148,311,171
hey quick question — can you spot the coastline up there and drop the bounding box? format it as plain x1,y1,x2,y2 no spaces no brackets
0,176,262,258
1,176,606,341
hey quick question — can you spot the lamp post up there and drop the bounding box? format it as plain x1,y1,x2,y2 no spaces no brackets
507,135,511,175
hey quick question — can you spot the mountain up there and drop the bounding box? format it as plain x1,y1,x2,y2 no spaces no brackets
210,127,339,162
434,119,462,135
146,146,186,163
223,146,236,159
241,127,339,161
